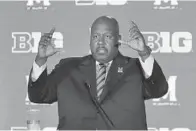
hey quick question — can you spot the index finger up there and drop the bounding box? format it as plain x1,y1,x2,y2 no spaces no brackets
130,21,138,28
49,27,55,35
129,21,140,31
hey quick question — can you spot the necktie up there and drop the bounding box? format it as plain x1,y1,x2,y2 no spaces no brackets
96,63,107,99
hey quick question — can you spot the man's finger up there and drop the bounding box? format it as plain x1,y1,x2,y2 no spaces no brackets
118,40,127,45
120,40,137,51
130,21,139,29
118,40,131,47
43,33,52,38
39,42,47,47
40,35,47,42
129,30,140,40
54,48,65,55
49,27,55,37
129,25,137,33
129,27,140,39
131,21,137,27
129,28,137,38
40,35,50,42
129,21,140,34
130,32,141,40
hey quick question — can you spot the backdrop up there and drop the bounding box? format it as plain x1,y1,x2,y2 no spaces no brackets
0,0,196,130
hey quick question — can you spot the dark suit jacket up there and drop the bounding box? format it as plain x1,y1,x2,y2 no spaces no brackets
28,52,168,130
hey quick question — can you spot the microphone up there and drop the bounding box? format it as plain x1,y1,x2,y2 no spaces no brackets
84,81,115,129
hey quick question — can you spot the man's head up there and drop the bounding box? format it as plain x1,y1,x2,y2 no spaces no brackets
90,16,121,63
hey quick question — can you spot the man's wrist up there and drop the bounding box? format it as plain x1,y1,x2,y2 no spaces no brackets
35,55,47,67
138,46,152,62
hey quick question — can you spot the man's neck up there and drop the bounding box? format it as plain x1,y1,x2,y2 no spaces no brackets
96,60,113,65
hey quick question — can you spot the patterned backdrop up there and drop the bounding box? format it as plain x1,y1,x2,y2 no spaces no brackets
0,0,196,130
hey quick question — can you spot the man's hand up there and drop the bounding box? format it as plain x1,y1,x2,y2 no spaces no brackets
35,28,61,67
119,21,151,62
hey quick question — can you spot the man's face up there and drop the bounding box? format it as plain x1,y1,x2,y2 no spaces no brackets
90,20,120,63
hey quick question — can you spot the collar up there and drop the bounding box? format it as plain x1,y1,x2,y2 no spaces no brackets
96,60,113,67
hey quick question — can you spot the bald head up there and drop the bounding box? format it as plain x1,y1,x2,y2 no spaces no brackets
91,16,119,35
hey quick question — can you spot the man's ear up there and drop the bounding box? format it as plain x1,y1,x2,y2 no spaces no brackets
118,34,122,41
117,34,122,47
115,34,121,48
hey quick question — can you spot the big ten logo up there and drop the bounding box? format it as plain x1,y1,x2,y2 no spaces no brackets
153,0,179,10
11,127,57,131
152,76,180,106
11,127,27,131
142,32,193,53
12,32,63,53
75,0,128,6
26,0,51,10
148,127,191,131
25,75,53,106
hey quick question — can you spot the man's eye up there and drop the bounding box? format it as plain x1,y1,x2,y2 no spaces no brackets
106,35,113,39
93,35,98,39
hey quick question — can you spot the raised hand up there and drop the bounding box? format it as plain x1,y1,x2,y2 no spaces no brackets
127,21,147,52
35,28,61,66
119,21,151,61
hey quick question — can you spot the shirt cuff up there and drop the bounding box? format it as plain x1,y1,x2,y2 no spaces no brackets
31,61,47,82
138,55,154,78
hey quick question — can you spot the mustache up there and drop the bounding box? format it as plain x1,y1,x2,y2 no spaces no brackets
96,47,108,52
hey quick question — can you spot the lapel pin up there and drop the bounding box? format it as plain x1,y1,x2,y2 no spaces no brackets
118,67,123,73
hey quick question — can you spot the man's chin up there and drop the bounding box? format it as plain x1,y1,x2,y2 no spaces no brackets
94,53,108,62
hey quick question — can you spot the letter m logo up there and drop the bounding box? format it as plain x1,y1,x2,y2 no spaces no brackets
154,0,178,6
27,0,51,6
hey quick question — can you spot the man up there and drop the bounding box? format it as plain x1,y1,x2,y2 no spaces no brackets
28,16,168,130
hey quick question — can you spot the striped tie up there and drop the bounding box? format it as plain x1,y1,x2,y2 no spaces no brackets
96,63,107,99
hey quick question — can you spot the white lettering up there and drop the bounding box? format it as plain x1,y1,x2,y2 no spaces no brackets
12,32,63,53
154,0,178,6
153,76,177,102
142,32,192,53
12,32,32,53
75,0,127,6
148,127,191,131
172,32,192,53
27,0,50,6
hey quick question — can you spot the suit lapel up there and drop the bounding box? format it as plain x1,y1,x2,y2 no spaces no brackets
99,52,130,103
75,53,134,103
77,55,97,97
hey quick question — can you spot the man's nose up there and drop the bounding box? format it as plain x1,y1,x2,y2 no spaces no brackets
98,36,105,45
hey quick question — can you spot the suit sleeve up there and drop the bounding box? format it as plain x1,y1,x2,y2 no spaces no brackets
137,59,168,100
28,59,65,104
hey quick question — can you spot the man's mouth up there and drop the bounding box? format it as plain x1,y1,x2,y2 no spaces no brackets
96,48,108,54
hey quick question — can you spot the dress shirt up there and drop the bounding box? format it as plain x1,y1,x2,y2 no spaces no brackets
31,55,154,82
